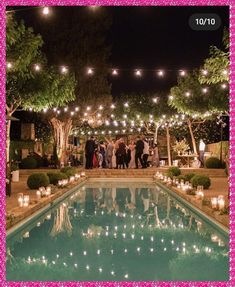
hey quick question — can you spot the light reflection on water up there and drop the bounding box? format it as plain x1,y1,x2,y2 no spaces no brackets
7,182,229,281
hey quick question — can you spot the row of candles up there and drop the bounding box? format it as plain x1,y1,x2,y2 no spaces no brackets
18,171,86,207
155,172,226,211
58,172,86,187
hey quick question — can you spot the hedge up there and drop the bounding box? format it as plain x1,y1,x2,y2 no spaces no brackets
27,173,50,189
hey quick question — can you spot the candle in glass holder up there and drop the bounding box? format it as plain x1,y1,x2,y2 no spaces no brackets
211,197,218,209
75,173,81,180
18,193,24,207
45,186,51,196
70,176,75,183
36,190,41,200
217,195,225,211
81,171,86,177
197,191,204,200
23,195,29,207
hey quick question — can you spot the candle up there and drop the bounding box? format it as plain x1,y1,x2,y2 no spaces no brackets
18,193,24,207
36,190,41,200
23,195,29,207
211,197,218,209
81,172,86,177
70,176,75,183
45,186,51,196
217,195,225,211
197,191,204,200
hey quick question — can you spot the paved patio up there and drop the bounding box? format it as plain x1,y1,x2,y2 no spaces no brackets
6,167,229,230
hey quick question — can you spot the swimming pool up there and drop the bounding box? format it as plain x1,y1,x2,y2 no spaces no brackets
6,179,229,281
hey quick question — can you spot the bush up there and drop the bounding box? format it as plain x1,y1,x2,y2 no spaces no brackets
177,175,186,182
21,157,38,169
205,157,222,169
183,173,195,181
60,166,77,177
31,153,43,167
47,172,68,185
190,175,211,189
27,173,50,189
167,167,181,178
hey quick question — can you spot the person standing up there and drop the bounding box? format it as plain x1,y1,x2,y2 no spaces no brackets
85,136,95,169
135,136,144,168
199,139,206,167
106,139,114,169
116,138,126,169
128,141,136,168
143,138,149,168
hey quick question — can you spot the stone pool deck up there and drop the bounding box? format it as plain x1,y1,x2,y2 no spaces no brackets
6,167,229,230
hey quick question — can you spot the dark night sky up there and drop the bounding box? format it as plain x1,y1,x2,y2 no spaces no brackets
10,6,229,97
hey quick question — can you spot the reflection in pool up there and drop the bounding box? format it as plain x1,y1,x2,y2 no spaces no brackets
7,182,229,281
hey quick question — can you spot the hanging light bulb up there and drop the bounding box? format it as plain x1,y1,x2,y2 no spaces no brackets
124,102,129,107
222,69,228,75
168,95,174,100
87,68,94,75
34,64,41,71
112,69,118,76
61,66,68,74
7,62,13,69
152,97,158,103
110,104,115,109
185,91,190,97
179,70,186,76
202,87,208,93
75,107,79,112
201,69,208,75
42,6,50,15
221,83,227,89
71,111,74,116
86,106,91,111
157,70,164,77
135,69,142,77
99,105,103,110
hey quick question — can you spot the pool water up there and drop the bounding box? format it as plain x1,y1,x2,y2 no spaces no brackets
6,181,229,281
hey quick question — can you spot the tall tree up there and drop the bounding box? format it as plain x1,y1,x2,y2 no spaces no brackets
6,15,76,162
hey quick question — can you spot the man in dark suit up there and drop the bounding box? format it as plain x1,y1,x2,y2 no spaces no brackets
135,136,144,168
85,136,96,169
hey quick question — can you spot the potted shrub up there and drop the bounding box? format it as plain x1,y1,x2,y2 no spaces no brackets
11,162,19,182
172,140,190,155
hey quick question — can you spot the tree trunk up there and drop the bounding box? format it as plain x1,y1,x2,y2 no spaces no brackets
187,118,198,154
166,126,172,166
6,111,12,163
154,124,159,144
50,118,73,165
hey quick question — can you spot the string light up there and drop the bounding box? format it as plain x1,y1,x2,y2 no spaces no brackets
7,62,13,69
99,105,103,110
112,69,118,76
42,6,50,15
152,97,158,103
157,70,164,77
202,87,208,94
110,104,115,109
221,83,227,89
61,66,68,74
185,91,190,97
201,69,208,75
87,68,94,75
124,102,129,107
179,70,186,76
135,69,142,77
34,64,41,71
222,69,228,75
75,107,79,112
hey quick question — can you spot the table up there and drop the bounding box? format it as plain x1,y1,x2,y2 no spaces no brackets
176,154,199,168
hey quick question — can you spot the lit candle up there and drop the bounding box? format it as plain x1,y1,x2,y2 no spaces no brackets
18,193,24,207
36,190,41,200
211,197,218,209
217,195,225,211
23,195,30,207
81,172,86,177
45,186,51,196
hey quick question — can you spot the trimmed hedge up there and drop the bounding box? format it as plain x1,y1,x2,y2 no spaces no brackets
27,173,50,189
21,157,38,169
167,167,181,178
60,166,77,177
190,175,211,189
177,175,186,182
205,157,222,169
183,173,196,181
47,172,68,185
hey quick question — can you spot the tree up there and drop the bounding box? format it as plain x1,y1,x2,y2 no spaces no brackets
169,71,229,154
199,28,229,85
6,15,76,162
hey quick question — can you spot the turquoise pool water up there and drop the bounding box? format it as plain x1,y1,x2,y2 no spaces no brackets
7,181,229,281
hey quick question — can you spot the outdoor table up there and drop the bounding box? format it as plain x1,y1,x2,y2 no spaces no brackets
176,154,198,168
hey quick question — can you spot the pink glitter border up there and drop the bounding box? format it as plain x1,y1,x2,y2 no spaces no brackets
1,0,234,286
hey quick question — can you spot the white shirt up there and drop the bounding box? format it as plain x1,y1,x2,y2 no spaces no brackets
199,140,206,151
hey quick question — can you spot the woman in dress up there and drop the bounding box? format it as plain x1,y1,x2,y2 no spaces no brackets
128,140,136,168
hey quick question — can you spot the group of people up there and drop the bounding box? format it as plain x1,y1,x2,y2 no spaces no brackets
85,136,160,169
